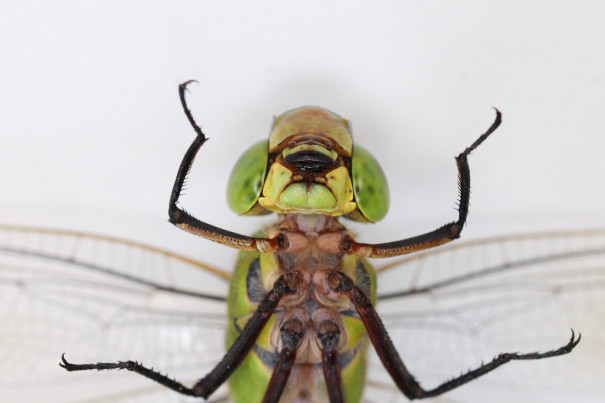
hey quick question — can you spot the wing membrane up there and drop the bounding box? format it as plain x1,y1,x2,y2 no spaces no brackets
3,226,604,402
370,229,605,402
0,225,230,402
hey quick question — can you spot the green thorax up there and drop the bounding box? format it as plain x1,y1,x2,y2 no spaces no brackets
226,216,376,403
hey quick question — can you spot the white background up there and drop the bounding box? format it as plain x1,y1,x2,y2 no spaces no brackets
1,1,604,402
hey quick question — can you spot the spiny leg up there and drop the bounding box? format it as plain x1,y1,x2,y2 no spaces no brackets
262,319,304,403
327,271,580,400
61,272,301,399
317,320,345,403
59,353,197,396
342,110,502,258
168,81,283,254
415,331,580,398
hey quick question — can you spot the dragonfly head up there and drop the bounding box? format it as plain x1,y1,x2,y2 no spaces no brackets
226,106,389,222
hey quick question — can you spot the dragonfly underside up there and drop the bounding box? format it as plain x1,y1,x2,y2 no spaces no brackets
2,82,602,403
1,225,604,402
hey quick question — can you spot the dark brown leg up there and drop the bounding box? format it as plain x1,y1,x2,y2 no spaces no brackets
61,272,301,399
342,110,502,258
317,320,345,403
168,81,283,253
327,271,580,399
262,319,304,403
60,353,199,396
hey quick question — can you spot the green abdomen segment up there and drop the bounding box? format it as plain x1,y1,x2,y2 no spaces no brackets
226,249,376,403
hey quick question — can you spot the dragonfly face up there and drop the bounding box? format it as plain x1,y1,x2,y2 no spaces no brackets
227,106,389,222
4,82,602,403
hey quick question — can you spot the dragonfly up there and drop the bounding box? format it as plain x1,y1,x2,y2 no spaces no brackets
1,82,604,402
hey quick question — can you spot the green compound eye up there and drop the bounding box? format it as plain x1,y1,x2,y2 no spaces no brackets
351,144,389,222
227,140,269,215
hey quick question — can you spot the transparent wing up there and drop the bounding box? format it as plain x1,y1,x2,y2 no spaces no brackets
0,225,231,403
366,229,605,403
4,225,604,403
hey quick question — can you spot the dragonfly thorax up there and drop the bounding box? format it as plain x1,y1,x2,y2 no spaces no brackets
227,214,375,403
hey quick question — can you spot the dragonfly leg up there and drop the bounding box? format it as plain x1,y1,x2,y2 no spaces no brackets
327,271,581,399
412,330,581,398
262,319,304,403
60,272,301,399
317,319,345,403
168,81,283,254
60,354,199,396
341,110,502,258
